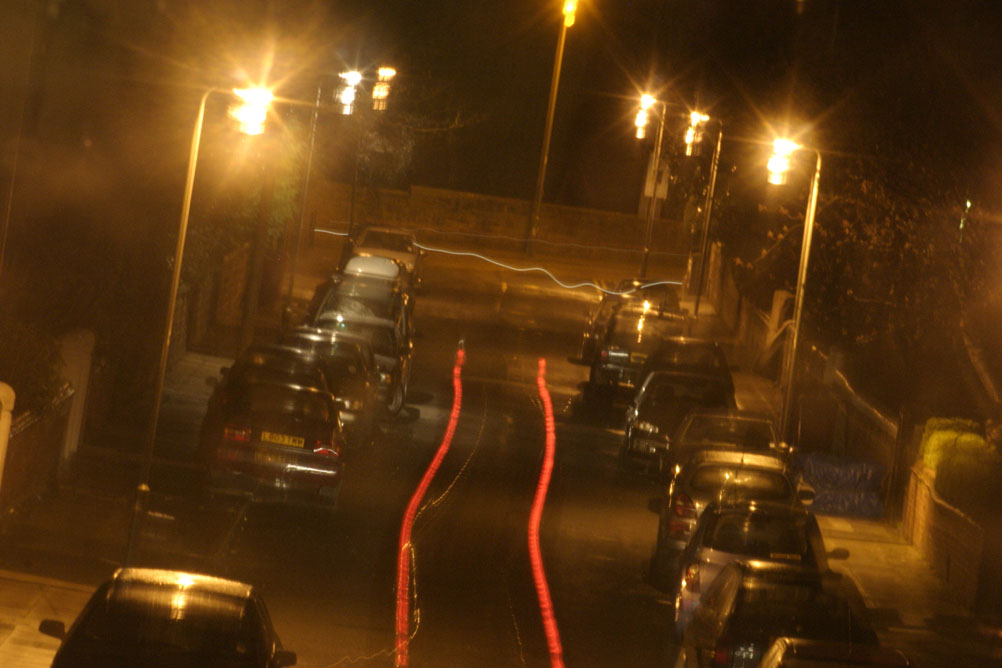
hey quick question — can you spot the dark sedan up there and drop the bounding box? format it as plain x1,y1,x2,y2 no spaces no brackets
622,370,737,472
39,567,297,668
200,378,345,507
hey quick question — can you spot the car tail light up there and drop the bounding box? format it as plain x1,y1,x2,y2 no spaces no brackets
668,493,696,537
600,349,609,360
712,644,732,666
682,562,700,594
313,441,341,457
222,426,251,442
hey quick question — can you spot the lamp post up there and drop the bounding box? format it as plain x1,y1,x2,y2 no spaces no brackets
125,85,272,566
526,0,577,252
692,119,722,317
635,94,666,279
769,138,822,442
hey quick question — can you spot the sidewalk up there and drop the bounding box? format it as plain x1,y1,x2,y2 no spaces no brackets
0,570,93,668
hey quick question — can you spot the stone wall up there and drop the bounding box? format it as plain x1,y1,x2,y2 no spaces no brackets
306,181,684,253
902,463,985,609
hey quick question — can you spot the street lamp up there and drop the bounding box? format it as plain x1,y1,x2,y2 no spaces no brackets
769,137,823,442
691,116,722,318
526,0,578,251
635,93,666,279
125,85,272,566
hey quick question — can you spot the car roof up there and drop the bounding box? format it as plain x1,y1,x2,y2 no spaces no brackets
316,311,396,328
654,335,722,348
113,568,253,600
767,637,911,666
344,255,401,279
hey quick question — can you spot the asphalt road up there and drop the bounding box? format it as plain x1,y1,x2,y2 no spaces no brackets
2,249,999,668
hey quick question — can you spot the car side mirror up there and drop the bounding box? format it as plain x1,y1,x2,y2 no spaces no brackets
827,547,850,561
38,619,66,640
275,649,298,666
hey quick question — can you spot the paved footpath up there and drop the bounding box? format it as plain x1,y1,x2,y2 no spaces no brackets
0,570,93,668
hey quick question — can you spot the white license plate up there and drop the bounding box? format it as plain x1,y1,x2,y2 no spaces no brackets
260,431,305,448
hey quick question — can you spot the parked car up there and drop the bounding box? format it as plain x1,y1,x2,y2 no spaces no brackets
674,561,879,668
650,449,813,583
588,306,689,401
199,374,345,507
278,327,380,446
622,370,737,471
670,408,790,462
39,567,297,668
759,637,912,668
640,336,734,398
349,225,423,283
313,308,413,415
577,279,685,364
308,271,413,328
670,500,847,633
342,254,417,306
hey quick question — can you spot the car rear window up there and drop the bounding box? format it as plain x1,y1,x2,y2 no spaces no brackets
730,579,875,645
359,230,413,252
689,466,792,500
651,345,724,369
232,383,333,422
646,378,731,408
681,416,775,449
702,513,811,562
609,315,683,348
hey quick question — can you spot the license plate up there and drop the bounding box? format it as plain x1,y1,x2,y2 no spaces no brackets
260,431,305,447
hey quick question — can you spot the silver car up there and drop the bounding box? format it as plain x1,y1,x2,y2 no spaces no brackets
670,500,846,637
649,450,814,587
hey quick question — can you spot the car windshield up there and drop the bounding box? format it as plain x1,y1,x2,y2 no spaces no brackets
702,512,811,562
316,319,396,358
358,230,414,253
317,293,396,322
680,416,775,448
689,466,791,500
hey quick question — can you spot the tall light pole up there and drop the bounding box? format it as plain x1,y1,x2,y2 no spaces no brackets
769,138,822,442
125,85,272,566
692,118,722,317
635,93,666,279
527,0,577,252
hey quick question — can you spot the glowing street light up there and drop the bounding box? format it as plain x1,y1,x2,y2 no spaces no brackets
563,0,578,26
339,70,363,115
684,111,710,156
635,94,656,139
126,85,272,565
229,87,273,135
767,137,800,185
372,66,397,111
769,136,823,441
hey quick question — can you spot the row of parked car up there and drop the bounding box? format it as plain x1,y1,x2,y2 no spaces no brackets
197,225,424,509
577,280,913,667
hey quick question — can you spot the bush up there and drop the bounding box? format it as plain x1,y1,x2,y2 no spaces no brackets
934,450,1002,523
0,321,64,415
919,417,989,470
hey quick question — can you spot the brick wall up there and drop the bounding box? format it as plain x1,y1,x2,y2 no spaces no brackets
903,464,985,609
